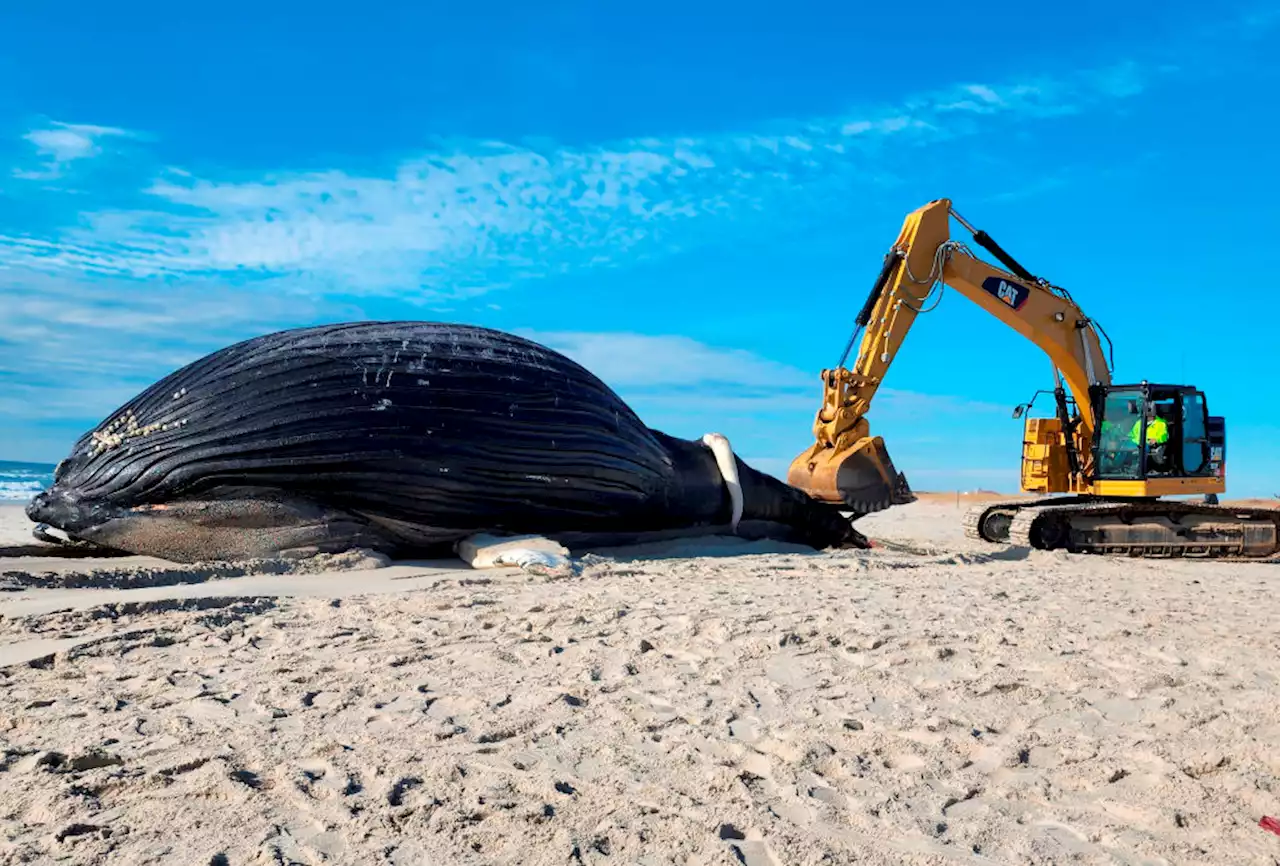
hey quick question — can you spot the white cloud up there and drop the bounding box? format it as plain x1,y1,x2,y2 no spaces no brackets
0,271,368,438
13,121,133,180
525,330,812,390
0,56,1159,297
517,330,1006,431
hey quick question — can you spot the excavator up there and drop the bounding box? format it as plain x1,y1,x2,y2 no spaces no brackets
787,197,1280,559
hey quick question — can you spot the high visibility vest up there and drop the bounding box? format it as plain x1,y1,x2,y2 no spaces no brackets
1130,416,1169,446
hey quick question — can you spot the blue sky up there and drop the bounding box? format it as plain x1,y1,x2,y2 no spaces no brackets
2,1,1278,495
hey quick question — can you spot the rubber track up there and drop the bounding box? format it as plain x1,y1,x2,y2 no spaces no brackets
963,502,1012,541
962,497,1080,543
1003,499,1280,561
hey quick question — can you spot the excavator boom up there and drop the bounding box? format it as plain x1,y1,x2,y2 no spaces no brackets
788,197,1110,509
787,198,1278,560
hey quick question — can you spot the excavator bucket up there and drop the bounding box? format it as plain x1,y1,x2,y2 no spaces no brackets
787,435,916,515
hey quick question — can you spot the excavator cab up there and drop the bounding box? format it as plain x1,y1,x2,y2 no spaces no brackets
1090,384,1225,486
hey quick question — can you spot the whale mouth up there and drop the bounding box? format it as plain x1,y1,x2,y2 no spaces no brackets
26,489,60,527
24,489,143,556
26,487,112,538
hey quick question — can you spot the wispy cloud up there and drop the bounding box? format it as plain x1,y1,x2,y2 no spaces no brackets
0,270,368,440
12,120,133,180
0,57,1161,297
528,329,1007,426
525,330,812,391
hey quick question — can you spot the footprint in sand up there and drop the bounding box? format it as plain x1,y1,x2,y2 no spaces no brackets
293,824,348,859
808,785,848,808
718,824,781,866
728,716,762,744
387,776,424,807
301,690,340,711
181,698,237,724
365,713,397,735
227,768,267,790
293,758,335,793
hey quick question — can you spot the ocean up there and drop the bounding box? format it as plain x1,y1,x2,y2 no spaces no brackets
0,460,56,503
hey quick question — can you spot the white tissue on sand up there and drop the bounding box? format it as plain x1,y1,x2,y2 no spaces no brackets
454,532,573,575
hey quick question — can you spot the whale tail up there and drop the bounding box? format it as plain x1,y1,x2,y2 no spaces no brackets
786,433,915,516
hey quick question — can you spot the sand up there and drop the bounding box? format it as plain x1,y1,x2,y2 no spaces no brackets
2,502,1279,865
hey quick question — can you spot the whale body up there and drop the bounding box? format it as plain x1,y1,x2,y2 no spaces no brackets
26,322,866,562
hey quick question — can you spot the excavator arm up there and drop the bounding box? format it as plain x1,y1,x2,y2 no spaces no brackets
788,197,1112,511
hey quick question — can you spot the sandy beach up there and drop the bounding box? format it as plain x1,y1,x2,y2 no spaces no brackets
2,499,1279,865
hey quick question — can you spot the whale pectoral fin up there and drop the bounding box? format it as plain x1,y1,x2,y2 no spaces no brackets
76,494,394,563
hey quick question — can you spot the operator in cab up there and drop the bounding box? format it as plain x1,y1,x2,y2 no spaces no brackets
1131,402,1172,472
1130,403,1170,447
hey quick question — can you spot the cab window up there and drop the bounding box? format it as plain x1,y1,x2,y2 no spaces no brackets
1097,389,1143,478
1181,393,1208,474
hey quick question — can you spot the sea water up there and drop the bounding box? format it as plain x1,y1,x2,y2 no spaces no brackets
0,460,56,503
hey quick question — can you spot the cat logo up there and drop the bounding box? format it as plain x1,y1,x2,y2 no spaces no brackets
980,276,1030,311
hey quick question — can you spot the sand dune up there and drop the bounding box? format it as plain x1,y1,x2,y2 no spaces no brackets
2,502,1279,865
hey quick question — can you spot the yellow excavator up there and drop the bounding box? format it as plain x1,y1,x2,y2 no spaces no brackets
787,197,1280,558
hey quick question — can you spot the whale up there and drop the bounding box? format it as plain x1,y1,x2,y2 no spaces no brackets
25,321,868,563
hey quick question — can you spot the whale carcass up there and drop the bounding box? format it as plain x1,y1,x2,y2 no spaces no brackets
26,322,868,562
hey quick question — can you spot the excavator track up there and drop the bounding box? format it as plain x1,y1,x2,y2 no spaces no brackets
963,497,1078,544
967,497,1280,560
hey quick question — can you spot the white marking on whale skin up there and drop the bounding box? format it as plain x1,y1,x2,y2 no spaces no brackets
701,432,743,533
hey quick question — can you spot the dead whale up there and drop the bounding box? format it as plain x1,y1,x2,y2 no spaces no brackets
26,322,867,562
